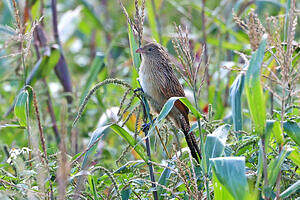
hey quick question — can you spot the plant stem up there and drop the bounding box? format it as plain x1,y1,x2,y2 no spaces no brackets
141,96,159,200
261,137,269,200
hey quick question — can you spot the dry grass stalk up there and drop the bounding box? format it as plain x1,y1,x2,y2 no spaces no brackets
119,0,145,45
73,78,134,127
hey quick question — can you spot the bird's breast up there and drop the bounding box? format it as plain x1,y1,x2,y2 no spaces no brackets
138,61,162,102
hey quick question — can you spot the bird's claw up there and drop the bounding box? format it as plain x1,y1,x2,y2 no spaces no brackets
141,122,151,132
134,87,144,93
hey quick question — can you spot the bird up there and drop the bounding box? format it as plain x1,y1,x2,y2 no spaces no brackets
136,42,201,163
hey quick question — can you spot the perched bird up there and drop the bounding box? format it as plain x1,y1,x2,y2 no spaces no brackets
136,42,201,163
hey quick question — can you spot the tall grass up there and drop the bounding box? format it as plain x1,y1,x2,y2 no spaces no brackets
0,0,299,199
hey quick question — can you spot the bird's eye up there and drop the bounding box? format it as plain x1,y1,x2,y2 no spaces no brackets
148,47,153,51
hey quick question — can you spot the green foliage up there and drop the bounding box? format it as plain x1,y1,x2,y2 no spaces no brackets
0,0,299,199
245,37,267,136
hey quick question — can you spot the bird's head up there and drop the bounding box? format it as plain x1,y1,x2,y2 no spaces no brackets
136,42,167,61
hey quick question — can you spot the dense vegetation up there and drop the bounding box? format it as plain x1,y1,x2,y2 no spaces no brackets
0,0,299,199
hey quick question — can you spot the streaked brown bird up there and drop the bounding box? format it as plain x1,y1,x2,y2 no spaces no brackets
136,42,201,163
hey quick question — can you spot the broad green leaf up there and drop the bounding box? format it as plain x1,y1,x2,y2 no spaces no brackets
148,97,178,136
280,180,300,198
158,162,174,199
26,48,60,85
283,121,300,146
121,187,132,200
205,125,230,172
148,97,202,137
230,74,245,134
213,172,234,200
80,52,105,104
110,124,148,162
146,0,160,42
14,90,29,127
179,97,202,119
268,146,291,187
245,36,267,135
210,157,249,200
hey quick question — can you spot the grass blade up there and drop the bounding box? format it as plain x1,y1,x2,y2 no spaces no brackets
245,36,267,135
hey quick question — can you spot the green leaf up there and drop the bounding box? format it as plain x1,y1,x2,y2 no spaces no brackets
82,124,148,168
88,175,98,200
128,24,140,88
14,89,29,127
205,125,230,172
230,74,245,134
148,97,178,136
82,125,111,168
210,157,249,200
213,172,235,200
179,97,202,119
158,162,174,199
245,36,267,135
283,121,300,146
268,146,291,187
80,52,105,104
110,124,148,162
288,148,300,167
26,48,60,85
146,0,160,42
121,187,132,200
280,180,300,198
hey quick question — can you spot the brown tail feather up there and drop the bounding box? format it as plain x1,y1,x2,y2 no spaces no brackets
179,116,201,163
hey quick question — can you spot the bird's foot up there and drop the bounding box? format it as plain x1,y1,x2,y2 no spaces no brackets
141,122,151,132
134,87,144,93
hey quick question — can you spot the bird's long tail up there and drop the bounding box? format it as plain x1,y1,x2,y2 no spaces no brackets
179,116,201,163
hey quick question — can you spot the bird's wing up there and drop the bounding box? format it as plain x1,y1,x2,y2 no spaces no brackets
157,64,190,123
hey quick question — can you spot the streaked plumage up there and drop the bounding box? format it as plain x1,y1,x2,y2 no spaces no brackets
136,42,201,163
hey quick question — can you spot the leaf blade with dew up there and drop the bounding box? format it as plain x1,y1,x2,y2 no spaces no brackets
283,121,300,146
14,89,29,127
245,36,267,135
80,52,105,104
210,157,250,200
229,73,245,137
204,125,230,173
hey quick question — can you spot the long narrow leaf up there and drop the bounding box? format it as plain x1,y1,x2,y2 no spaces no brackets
230,74,245,134
245,36,267,135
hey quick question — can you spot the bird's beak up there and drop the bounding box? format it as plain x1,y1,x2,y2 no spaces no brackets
136,48,143,53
